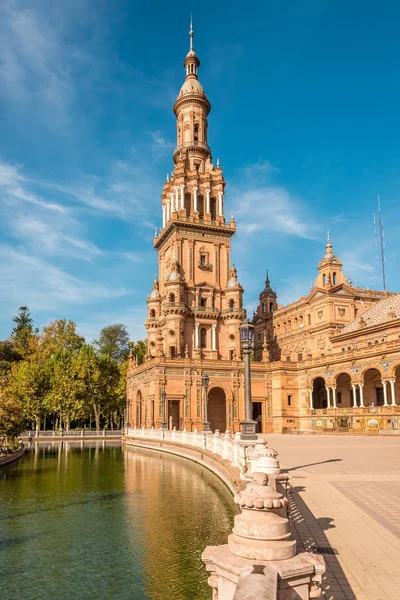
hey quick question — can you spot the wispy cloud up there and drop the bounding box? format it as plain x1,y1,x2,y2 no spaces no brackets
0,246,129,312
231,161,319,239
149,131,175,160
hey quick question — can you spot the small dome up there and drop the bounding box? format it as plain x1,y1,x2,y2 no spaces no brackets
149,288,159,299
227,277,238,287
168,271,181,281
179,78,205,96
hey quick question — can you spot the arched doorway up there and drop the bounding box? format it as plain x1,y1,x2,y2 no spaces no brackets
335,373,352,407
136,390,142,427
363,368,384,406
312,377,327,409
208,387,227,432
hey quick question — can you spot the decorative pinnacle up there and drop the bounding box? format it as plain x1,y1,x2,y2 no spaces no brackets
266,268,269,284
166,173,170,183
216,157,220,168
327,230,330,244
189,14,194,50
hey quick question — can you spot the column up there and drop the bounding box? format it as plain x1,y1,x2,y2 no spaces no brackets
309,389,314,410
389,379,396,406
162,205,166,228
180,185,185,210
352,384,358,407
193,187,198,212
171,192,176,213
218,191,223,216
206,189,211,214
195,322,199,349
211,323,217,351
175,187,179,211
326,387,331,409
166,199,170,221
382,380,388,406
332,386,337,408
359,383,364,407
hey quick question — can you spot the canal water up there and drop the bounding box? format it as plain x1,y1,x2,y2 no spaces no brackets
0,442,237,600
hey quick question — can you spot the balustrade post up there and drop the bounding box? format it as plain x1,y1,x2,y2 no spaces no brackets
213,430,220,454
222,431,231,460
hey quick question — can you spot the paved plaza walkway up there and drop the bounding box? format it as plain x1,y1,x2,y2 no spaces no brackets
266,434,400,600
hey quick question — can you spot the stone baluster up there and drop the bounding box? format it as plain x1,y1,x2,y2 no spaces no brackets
202,471,325,599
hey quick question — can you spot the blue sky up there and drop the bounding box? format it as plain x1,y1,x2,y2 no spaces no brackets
1,0,399,342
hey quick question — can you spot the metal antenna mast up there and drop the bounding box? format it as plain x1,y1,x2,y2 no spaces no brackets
374,195,387,292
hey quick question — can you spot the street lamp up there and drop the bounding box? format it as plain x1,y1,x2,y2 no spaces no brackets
202,373,211,432
161,390,167,429
239,318,257,439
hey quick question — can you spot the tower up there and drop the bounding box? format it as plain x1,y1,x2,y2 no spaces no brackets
315,232,346,289
144,22,245,366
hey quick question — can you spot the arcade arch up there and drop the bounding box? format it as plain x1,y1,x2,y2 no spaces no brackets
207,387,227,432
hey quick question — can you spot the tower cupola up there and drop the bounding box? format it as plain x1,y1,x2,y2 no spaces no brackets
316,232,346,288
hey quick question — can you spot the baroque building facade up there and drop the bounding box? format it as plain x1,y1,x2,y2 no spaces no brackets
127,27,400,435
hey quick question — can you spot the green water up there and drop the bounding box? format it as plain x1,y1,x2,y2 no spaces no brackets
0,442,237,600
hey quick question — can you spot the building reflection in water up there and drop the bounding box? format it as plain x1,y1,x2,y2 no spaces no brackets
123,447,237,600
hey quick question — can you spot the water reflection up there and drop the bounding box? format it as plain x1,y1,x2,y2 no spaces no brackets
0,442,236,599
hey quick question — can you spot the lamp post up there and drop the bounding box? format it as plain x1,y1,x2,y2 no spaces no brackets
239,318,257,439
161,390,167,429
202,373,211,431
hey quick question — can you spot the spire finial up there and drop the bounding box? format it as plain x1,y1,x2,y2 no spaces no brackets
189,14,194,50
266,269,270,285
327,230,331,244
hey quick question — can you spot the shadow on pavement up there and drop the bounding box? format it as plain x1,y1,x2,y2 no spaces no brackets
289,485,356,600
282,458,342,472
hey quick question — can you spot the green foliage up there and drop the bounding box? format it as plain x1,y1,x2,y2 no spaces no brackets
0,340,22,378
1,310,146,434
39,319,85,360
94,324,130,363
7,360,50,428
11,306,38,358
129,339,147,365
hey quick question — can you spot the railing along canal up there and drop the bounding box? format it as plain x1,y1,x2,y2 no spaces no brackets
125,427,249,474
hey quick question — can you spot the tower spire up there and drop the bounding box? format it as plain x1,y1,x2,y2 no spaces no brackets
189,14,194,50
325,231,332,255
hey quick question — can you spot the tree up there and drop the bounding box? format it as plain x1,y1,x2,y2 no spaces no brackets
129,339,147,365
0,340,22,378
75,345,120,430
0,392,26,446
46,351,84,430
94,324,130,363
10,306,37,358
8,360,50,432
39,319,85,360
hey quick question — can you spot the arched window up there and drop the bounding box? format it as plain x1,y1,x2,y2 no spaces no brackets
288,320,292,330
200,296,207,307
200,327,207,348
323,274,326,287
333,272,337,285
169,292,175,303
194,123,199,143
150,309,155,318
229,298,235,309
210,197,216,220
262,303,265,313
269,302,274,313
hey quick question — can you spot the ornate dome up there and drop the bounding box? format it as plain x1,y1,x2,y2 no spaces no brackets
149,276,160,299
227,263,240,287
178,77,205,97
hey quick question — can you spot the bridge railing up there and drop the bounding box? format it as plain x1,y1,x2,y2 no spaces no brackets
22,430,122,438
125,426,248,473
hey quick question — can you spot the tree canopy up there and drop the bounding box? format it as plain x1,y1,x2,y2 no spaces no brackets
0,307,146,444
